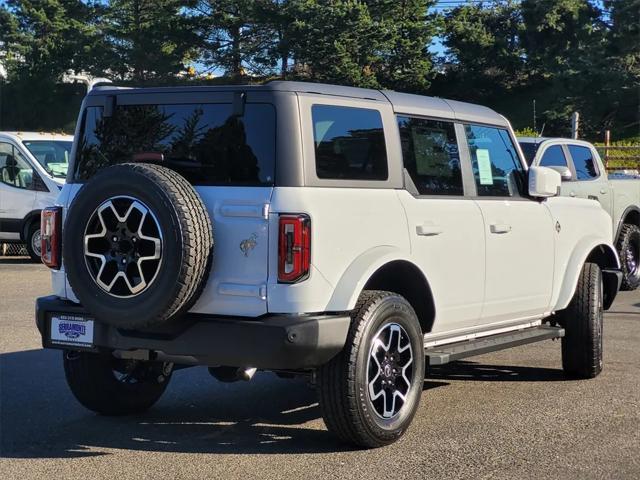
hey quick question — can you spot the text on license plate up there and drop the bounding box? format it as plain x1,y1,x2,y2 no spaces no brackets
50,315,94,347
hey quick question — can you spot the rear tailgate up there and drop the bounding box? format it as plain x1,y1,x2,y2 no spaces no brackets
190,186,272,316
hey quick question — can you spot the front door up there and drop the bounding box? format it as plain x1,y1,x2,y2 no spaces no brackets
0,142,37,240
463,124,555,324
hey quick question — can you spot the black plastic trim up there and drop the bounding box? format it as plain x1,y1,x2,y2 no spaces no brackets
36,296,350,369
602,268,623,311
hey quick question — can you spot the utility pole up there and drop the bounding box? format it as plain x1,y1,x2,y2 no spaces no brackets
571,112,580,139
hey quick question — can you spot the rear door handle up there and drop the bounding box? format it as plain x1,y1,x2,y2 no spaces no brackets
490,223,512,234
569,191,576,197
416,224,443,236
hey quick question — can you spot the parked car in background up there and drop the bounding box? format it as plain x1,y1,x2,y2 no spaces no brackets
519,137,640,291
0,132,73,260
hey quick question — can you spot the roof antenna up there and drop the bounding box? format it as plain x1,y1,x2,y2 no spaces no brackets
538,122,546,138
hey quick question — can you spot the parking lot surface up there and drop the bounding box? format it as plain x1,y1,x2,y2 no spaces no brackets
1,257,639,479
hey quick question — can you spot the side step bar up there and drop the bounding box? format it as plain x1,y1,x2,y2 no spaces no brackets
425,325,564,366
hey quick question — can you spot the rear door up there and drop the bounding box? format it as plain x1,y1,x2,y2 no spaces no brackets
70,92,276,316
395,116,485,333
565,143,613,213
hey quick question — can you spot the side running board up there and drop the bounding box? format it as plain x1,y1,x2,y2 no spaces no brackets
425,325,564,366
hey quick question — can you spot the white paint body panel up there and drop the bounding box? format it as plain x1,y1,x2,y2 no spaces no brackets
528,138,640,240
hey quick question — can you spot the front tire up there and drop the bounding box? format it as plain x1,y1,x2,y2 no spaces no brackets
317,291,425,448
63,350,173,415
561,263,604,379
617,223,640,291
25,222,41,262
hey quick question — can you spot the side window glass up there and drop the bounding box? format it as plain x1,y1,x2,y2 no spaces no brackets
568,145,599,180
465,125,525,197
540,145,568,168
397,116,463,195
312,105,388,181
0,143,33,189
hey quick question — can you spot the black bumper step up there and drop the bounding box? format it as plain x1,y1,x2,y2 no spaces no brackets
425,325,564,366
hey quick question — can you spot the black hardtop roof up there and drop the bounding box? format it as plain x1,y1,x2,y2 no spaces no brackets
89,80,508,127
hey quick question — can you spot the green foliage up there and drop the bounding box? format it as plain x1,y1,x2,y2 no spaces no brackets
0,0,637,141
102,0,199,82
2,0,105,81
514,127,538,137
441,0,525,96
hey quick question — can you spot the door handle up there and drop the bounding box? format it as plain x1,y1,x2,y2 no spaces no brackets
569,191,576,197
490,223,512,234
600,189,607,195
416,224,443,236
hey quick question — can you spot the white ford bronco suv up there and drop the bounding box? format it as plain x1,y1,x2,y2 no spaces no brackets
36,82,622,448
519,137,640,291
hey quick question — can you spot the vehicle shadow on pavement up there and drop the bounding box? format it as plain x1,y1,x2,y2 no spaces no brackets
0,348,447,459
429,361,566,382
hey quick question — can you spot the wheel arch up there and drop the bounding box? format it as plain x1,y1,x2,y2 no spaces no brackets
325,246,436,334
20,209,42,241
615,206,640,243
555,239,621,312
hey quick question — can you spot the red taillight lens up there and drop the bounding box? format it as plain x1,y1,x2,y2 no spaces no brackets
41,206,61,269
278,214,311,283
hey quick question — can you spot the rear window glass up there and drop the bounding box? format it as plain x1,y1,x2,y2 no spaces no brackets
75,103,276,185
568,145,599,180
312,105,388,181
397,116,463,196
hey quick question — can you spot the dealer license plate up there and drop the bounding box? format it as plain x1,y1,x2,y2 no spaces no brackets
50,315,95,348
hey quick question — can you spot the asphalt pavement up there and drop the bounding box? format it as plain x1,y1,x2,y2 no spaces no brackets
1,257,639,479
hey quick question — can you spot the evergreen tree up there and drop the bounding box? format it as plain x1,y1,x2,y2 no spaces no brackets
1,0,104,81
368,0,437,92
103,0,198,82
440,0,525,99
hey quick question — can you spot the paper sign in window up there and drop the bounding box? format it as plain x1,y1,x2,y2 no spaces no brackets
476,148,493,185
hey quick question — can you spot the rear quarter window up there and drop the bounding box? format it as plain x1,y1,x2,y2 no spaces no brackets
312,105,388,181
74,103,276,185
568,145,599,180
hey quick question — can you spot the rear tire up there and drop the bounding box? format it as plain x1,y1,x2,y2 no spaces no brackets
560,263,604,379
317,291,425,448
63,350,173,415
25,221,41,262
617,223,640,291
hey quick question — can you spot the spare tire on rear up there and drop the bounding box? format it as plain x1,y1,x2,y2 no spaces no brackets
63,163,213,330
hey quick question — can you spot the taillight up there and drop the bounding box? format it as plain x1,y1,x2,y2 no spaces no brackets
278,214,311,283
41,206,62,269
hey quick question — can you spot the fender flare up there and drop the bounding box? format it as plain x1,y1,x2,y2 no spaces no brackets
325,245,425,312
554,237,620,311
615,205,640,243
20,210,42,241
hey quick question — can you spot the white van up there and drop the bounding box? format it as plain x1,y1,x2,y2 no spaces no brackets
0,132,73,260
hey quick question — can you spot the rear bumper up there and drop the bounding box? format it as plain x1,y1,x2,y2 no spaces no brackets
36,295,350,369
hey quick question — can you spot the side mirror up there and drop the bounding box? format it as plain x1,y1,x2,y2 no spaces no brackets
528,166,561,198
547,165,573,181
